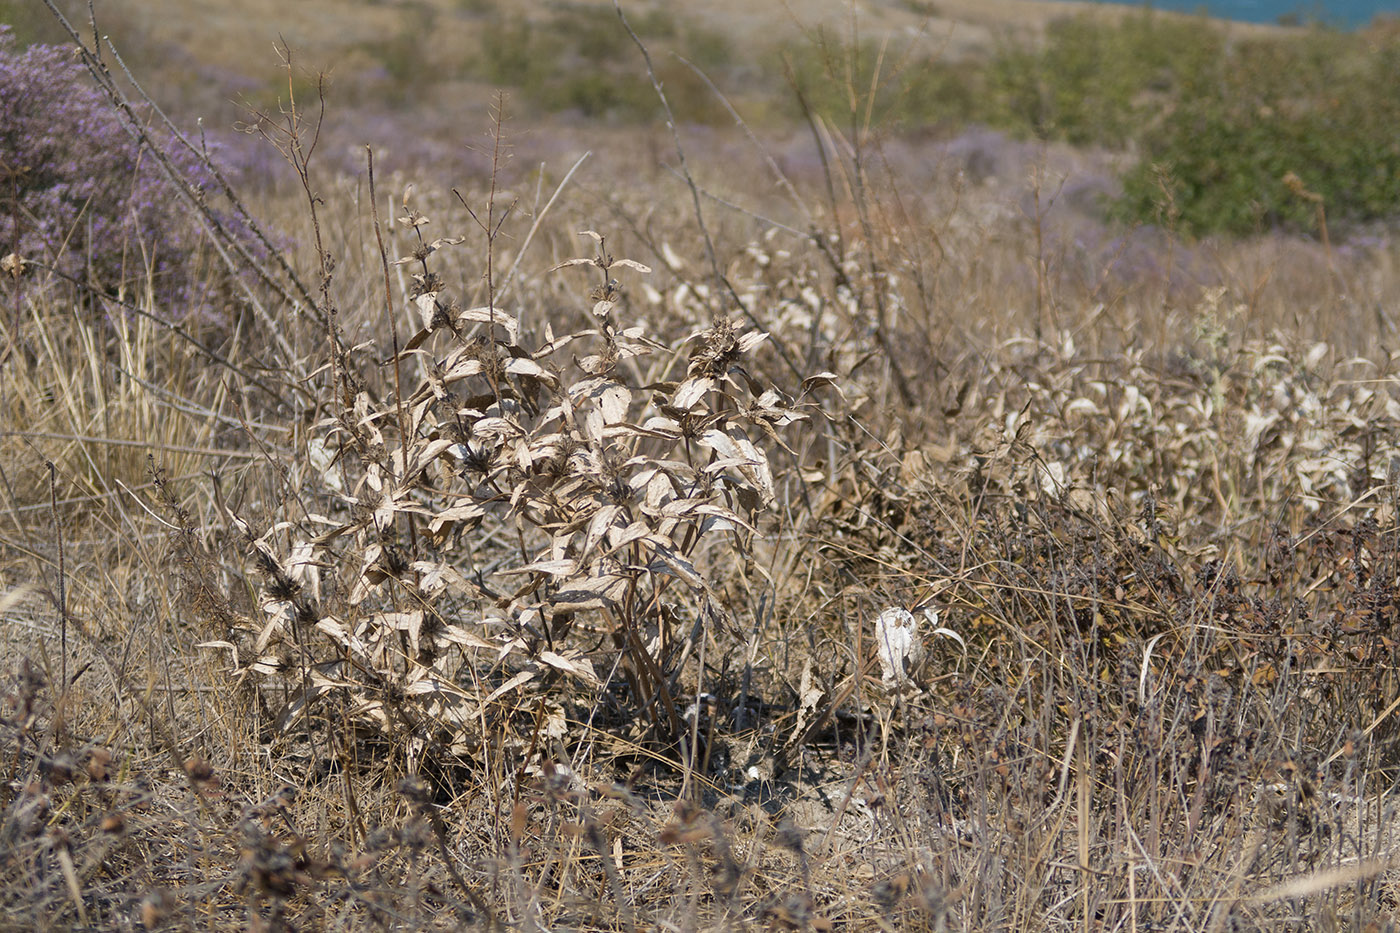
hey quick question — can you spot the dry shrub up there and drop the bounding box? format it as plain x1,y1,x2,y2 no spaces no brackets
215,195,828,783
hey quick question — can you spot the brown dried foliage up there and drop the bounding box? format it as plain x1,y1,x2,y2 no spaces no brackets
10,9,1400,932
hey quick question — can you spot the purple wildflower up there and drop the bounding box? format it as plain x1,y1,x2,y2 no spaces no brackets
0,27,233,318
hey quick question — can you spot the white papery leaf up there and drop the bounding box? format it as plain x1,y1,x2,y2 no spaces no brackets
506,357,552,381
455,306,519,342
794,659,825,736
306,437,343,492
484,670,535,704
415,292,439,329
375,611,425,657
550,257,598,270
604,521,650,552
551,574,629,610
539,650,601,686
600,383,631,424
582,504,622,562
672,376,714,410
924,608,966,653
875,607,925,689
737,331,768,352
372,493,396,533
502,558,578,577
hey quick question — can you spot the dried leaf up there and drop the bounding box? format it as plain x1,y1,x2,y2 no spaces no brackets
673,376,714,410
506,357,554,382
600,383,631,424
552,574,629,610
538,650,601,686
737,331,768,352
501,558,578,577
550,257,599,271
484,670,535,705
415,292,440,330
875,607,925,688
455,306,519,342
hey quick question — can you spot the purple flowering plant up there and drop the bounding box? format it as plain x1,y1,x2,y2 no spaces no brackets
0,26,233,317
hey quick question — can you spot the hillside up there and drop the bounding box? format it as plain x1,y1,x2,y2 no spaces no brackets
25,0,1287,119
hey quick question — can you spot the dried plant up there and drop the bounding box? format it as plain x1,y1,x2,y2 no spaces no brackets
213,187,826,778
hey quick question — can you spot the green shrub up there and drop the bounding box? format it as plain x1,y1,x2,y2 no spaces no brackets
630,7,678,38
1118,25,1400,236
468,7,733,124
360,6,438,102
547,4,632,65
680,23,734,72
536,70,656,119
0,0,70,47
477,17,558,90
773,31,977,130
458,4,1400,234
985,11,1224,146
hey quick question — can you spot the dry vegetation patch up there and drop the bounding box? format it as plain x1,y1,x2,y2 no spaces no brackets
5,3,1400,932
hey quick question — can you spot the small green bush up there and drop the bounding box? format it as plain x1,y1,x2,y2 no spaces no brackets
476,17,556,90
630,9,678,38
985,11,1223,146
536,70,655,119
458,5,1400,233
0,0,69,47
1118,25,1400,236
773,31,976,131
680,23,735,72
468,7,733,124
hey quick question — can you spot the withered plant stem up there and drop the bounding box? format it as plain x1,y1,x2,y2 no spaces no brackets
367,147,410,484
47,462,66,693
612,0,805,381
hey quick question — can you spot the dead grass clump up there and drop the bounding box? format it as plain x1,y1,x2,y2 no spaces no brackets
794,322,1400,929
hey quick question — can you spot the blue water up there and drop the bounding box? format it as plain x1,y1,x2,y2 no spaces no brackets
1085,0,1400,27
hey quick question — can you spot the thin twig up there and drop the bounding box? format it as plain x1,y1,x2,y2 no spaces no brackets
367,147,409,480
48,462,67,690
612,0,805,382
496,150,592,306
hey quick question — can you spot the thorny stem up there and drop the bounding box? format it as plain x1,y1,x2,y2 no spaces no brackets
454,96,516,409
456,94,517,322
266,51,351,416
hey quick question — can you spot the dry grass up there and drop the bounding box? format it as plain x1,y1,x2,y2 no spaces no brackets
6,5,1400,933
